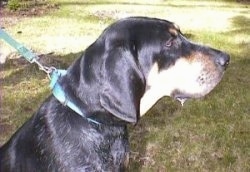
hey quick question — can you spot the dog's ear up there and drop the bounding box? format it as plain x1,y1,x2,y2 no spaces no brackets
100,47,145,123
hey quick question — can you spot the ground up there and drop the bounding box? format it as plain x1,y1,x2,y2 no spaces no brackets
0,0,249,171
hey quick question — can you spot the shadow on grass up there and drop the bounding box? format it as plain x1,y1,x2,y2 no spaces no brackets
128,98,181,171
226,15,250,61
231,15,250,30
226,15,250,41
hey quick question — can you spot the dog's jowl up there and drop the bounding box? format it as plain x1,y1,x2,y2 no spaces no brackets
0,17,229,172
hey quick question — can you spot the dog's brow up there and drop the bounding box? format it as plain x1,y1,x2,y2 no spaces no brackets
173,23,180,31
168,23,180,37
169,27,178,36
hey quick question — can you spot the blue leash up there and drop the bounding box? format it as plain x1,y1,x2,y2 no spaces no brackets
0,28,100,125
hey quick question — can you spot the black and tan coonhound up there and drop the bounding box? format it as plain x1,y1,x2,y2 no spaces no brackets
0,17,229,171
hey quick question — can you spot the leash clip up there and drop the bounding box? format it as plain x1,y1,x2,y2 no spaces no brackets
32,58,56,79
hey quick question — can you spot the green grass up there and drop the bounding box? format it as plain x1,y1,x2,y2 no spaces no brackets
1,0,249,171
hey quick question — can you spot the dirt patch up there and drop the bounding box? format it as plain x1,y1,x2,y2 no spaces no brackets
0,1,59,28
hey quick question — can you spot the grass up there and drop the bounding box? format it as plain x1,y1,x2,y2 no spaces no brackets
0,0,249,171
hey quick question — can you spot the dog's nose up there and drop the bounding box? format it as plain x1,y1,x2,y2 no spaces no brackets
215,53,230,68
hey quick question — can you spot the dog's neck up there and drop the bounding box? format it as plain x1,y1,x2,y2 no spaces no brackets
139,63,173,116
140,88,162,116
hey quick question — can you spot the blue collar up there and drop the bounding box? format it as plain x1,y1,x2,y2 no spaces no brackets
49,70,100,125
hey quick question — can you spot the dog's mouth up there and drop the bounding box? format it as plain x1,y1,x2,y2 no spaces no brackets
170,64,225,106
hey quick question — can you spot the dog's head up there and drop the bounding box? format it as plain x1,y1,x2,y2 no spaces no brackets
134,18,230,115
66,17,229,124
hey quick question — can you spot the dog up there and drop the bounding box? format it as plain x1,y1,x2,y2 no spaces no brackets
0,17,229,171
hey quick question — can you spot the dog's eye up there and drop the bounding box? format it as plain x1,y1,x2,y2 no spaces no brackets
165,38,174,47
